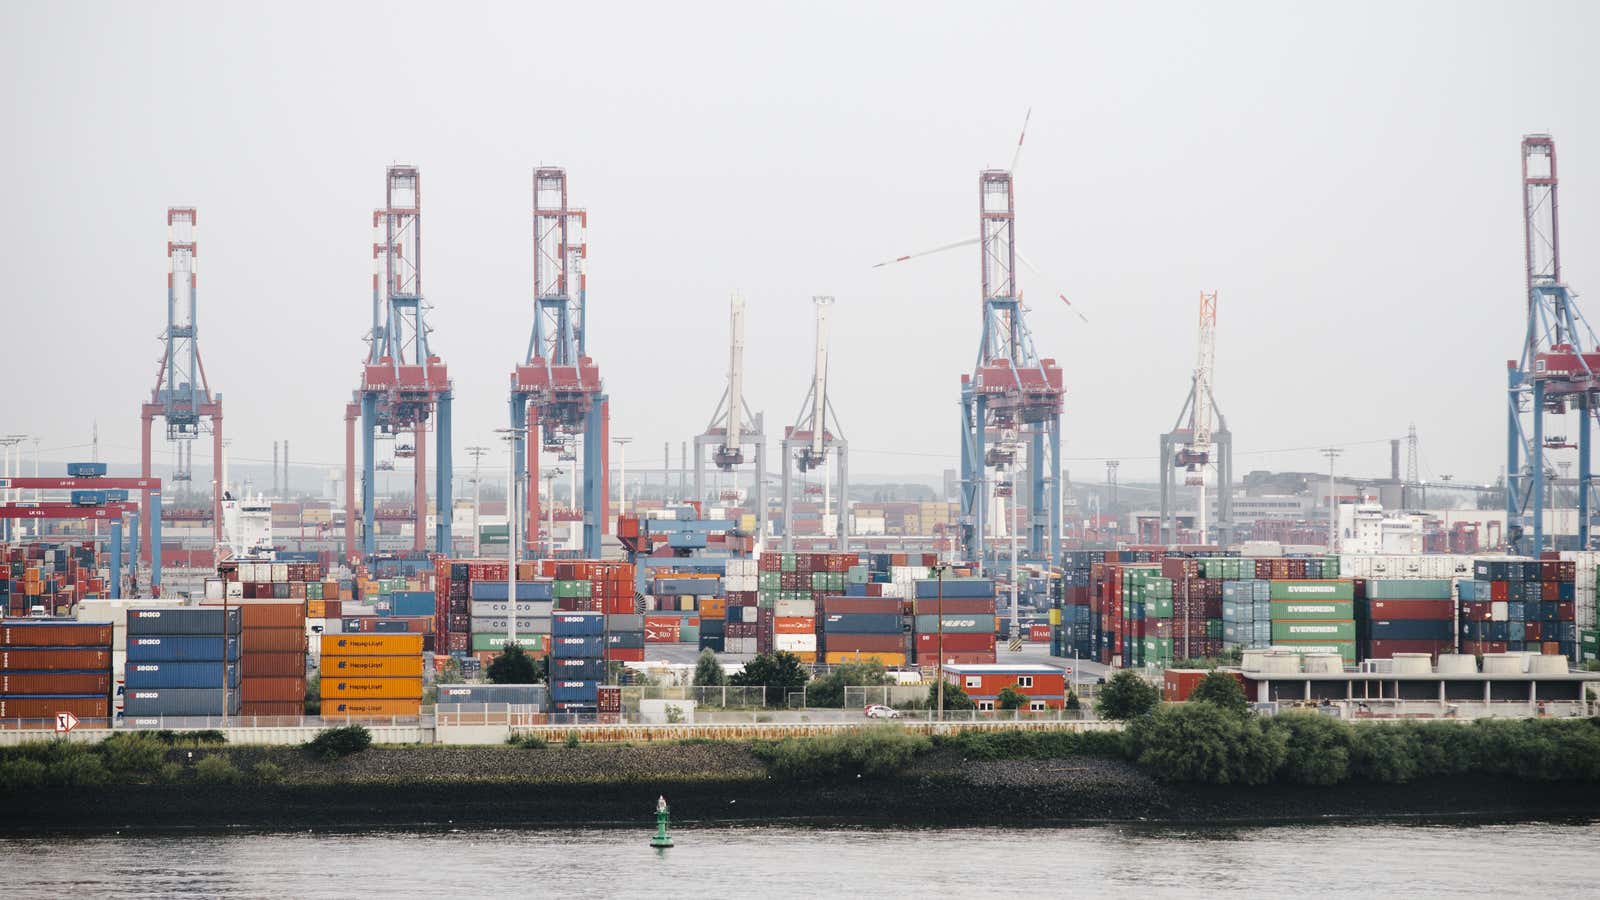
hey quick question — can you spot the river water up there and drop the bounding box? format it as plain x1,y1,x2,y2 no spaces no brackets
2,821,1595,897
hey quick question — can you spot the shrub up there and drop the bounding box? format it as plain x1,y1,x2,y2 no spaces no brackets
46,751,111,789
1272,713,1354,785
515,734,549,749
0,758,48,793
996,686,1029,711
1065,691,1081,711
158,762,186,783
1128,702,1285,785
1187,672,1249,716
935,727,1129,760
928,679,976,711
692,649,727,687
251,761,283,784
194,754,242,785
487,645,540,684
807,660,889,708
1096,671,1161,720
729,652,810,707
753,726,932,779
564,731,580,749
100,733,167,776
190,730,228,746
305,725,373,760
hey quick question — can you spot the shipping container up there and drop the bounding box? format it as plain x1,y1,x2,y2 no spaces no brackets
124,661,239,689
321,698,422,717
0,695,109,719
0,621,114,646
1268,580,1355,601
435,683,547,706
241,628,307,653
126,607,241,635
127,635,240,662
1270,600,1355,620
124,687,241,716
1271,620,1356,641
321,655,423,677
0,648,111,671
823,650,906,665
913,614,997,634
318,634,423,656
320,677,423,699
0,671,111,694
239,677,306,703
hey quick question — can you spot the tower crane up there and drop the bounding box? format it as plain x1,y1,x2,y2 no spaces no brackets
509,167,608,559
1507,134,1597,553
781,297,849,551
695,293,767,540
141,207,221,569
1159,291,1233,545
343,166,454,562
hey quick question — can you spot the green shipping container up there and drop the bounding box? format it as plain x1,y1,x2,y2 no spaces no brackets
679,624,701,643
847,566,869,584
1579,628,1599,663
1366,579,1452,600
914,614,996,634
1141,637,1173,663
1322,557,1340,577
472,633,551,652
553,580,592,599
758,572,781,590
1271,641,1355,663
1146,596,1173,618
1272,599,1355,620
307,582,323,600
781,553,797,572
811,572,828,590
1269,580,1354,601
1272,620,1356,641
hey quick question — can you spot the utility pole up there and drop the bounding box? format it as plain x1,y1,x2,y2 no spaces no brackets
495,429,519,647
1321,447,1344,552
466,446,488,556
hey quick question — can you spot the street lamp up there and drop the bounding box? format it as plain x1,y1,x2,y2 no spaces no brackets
495,429,520,646
613,437,632,518
930,562,947,721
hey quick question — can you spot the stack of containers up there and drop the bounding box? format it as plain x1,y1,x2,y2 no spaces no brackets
773,583,817,662
1269,580,1355,664
912,576,996,664
4,542,101,615
238,602,307,716
1556,550,1600,634
550,611,604,715
1221,580,1271,651
1360,579,1454,661
817,595,903,665
0,619,113,722
1053,552,1095,658
1461,558,1577,659
319,633,423,717
124,607,242,719
724,592,760,654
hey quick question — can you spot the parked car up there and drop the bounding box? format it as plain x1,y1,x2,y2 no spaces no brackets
864,704,902,719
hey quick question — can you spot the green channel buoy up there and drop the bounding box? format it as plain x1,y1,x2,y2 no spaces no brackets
650,795,674,849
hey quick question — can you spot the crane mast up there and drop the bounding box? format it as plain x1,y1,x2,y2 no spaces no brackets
724,293,746,461
781,296,848,552
808,297,831,460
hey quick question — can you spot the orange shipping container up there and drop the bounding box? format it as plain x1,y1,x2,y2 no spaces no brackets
241,602,306,628
242,628,306,653
321,698,422,717
823,651,906,666
239,701,303,717
698,597,727,620
0,696,109,720
307,600,329,619
321,655,424,677
320,676,423,699
240,676,306,703
773,616,815,635
0,671,112,694
0,648,110,671
319,634,423,656
0,623,113,646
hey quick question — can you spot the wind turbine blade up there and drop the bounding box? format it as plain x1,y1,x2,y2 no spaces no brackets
871,236,980,269
1009,107,1033,174
1016,249,1089,323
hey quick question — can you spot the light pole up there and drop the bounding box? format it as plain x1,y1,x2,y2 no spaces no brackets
466,445,488,557
930,563,947,721
544,468,565,558
614,436,632,518
1320,448,1343,552
495,429,519,647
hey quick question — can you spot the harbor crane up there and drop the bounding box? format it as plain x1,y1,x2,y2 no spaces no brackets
1159,291,1233,545
140,207,222,566
695,293,767,540
781,296,849,551
343,166,454,561
1507,134,1597,553
509,167,608,558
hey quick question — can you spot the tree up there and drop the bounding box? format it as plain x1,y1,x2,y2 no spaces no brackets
1128,702,1286,785
1095,670,1161,720
730,651,810,707
1270,712,1354,785
807,659,890,708
1065,691,1081,711
437,656,465,684
928,678,976,711
996,685,1029,711
693,649,727,687
487,644,540,684
1188,671,1249,716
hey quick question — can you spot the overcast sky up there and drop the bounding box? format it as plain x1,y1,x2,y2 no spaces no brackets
2,1,1594,489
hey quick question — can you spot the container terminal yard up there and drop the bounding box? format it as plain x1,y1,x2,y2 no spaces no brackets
1,130,1598,748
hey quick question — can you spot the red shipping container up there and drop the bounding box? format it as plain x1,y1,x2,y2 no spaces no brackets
242,651,306,677
0,648,110,671
912,598,995,615
1365,640,1453,661
239,701,303,717
824,633,903,653
0,696,109,719
1490,581,1509,601
1557,602,1575,621
819,597,899,615
0,622,113,646
241,628,306,653
1028,624,1050,642
914,633,995,654
605,647,646,662
0,671,111,694
933,652,997,665
1368,599,1454,620
240,677,306,703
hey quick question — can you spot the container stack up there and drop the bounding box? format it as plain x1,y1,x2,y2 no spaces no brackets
4,542,102,615
817,595,904,666
1461,558,1577,659
911,576,995,665
1221,580,1271,652
772,585,817,662
723,593,760,654
1269,580,1355,664
1360,579,1454,661
0,619,113,723
124,607,242,720
1167,558,1224,659
1054,553,1095,658
696,592,727,653
318,633,424,718
606,612,645,663
550,611,605,716
238,602,307,717
434,559,554,666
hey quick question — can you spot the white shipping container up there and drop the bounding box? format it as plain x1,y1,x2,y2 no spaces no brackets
775,599,816,617
774,633,817,653
740,606,758,624
204,579,225,601
271,563,289,583
225,581,244,600
1491,600,1509,622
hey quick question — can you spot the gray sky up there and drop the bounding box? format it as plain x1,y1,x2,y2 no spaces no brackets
2,1,1594,487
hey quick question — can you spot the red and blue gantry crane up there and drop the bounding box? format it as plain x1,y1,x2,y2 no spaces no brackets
1507,134,1596,553
140,207,221,570
510,167,607,559
344,166,453,561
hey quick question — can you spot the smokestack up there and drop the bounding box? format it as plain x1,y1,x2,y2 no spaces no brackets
284,440,290,496
1390,439,1400,482
680,441,687,500
664,441,670,502
273,442,279,495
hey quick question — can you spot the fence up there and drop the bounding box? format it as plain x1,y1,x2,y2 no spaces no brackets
619,685,769,709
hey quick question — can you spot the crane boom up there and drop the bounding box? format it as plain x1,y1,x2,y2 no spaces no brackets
726,292,746,453
1191,291,1218,447
809,296,832,457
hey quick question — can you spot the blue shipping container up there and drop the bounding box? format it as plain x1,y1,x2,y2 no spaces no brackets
549,679,600,702
821,613,900,634
66,462,107,477
124,687,241,717
389,592,436,617
913,579,994,600
550,634,605,658
552,612,606,636
547,658,607,680
470,580,554,601
126,635,241,662
124,661,239,689
126,607,241,636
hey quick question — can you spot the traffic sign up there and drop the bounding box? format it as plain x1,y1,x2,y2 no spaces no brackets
55,711,79,733
1064,667,1073,674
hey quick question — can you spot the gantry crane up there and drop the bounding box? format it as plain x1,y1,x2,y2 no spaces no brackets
510,167,608,559
876,164,1065,573
1507,134,1597,553
343,166,454,562
781,296,848,551
141,207,222,567
695,293,767,540
1160,291,1233,545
